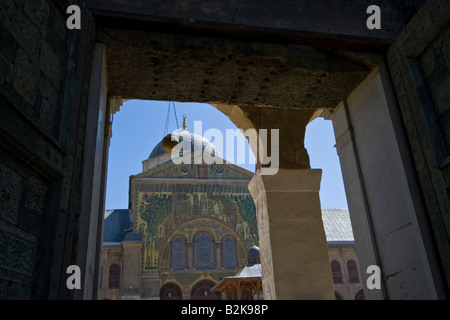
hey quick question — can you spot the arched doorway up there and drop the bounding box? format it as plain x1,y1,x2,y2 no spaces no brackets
354,289,365,300
190,280,221,300
160,282,182,300
335,291,343,300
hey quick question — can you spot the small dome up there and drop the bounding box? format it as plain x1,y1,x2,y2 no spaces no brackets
247,245,260,264
122,231,142,242
148,129,219,160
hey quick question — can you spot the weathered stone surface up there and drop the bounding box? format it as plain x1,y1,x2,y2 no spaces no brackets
87,0,424,46
249,169,334,299
0,0,448,301
0,0,97,300
387,0,450,295
102,30,371,110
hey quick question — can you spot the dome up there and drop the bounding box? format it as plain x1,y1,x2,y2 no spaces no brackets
122,231,142,242
148,129,219,160
247,245,260,264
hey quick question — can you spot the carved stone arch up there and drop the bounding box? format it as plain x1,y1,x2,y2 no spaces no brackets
160,282,182,300
208,104,260,160
190,279,220,300
169,217,245,242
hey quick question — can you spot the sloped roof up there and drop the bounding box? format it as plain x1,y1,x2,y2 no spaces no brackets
234,263,262,278
103,209,131,242
321,208,355,243
212,263,262,293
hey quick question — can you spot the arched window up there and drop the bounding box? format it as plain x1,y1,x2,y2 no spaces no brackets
194,231,215,269
160,282,182,300
222,235,237,269
331,260,343,284
347,259,360,283
355,289,365,300
108,264,120,289
171,235,187,270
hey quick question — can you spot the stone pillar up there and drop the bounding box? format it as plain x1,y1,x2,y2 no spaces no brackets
236,107,335,299
215,241,222,269
187,241,193,270
249,169,334,300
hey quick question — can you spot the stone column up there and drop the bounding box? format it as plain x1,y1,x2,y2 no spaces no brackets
249,169,334,300
241,107,334,300
215,241,222,269
187,241,193,270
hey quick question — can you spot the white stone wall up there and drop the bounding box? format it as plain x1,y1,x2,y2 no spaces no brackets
332,68,441,299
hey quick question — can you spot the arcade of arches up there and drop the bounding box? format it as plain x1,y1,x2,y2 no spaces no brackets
160,280,221,300
0,0,449,300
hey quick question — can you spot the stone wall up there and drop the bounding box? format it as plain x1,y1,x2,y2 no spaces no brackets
1,0,448,300
97,245,122,300
387,0,450,294
328,246,364,300
87,0,424,49
0,0,95,299
332,64,447,299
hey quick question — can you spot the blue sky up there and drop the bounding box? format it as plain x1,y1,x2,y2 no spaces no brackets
105,100,348,210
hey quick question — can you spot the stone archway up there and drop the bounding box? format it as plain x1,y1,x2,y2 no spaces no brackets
190,280,221,300
95,38,443,300
1,0,448,301
98,25,376,299
80,0,449,300
97,34,401,300
160,282,182,300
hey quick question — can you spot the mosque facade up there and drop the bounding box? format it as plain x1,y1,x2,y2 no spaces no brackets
97,124,364,300
98,124,259,300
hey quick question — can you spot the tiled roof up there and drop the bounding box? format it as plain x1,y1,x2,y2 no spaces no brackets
321,209,355,243
235,263,262,278
103,209,131,242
